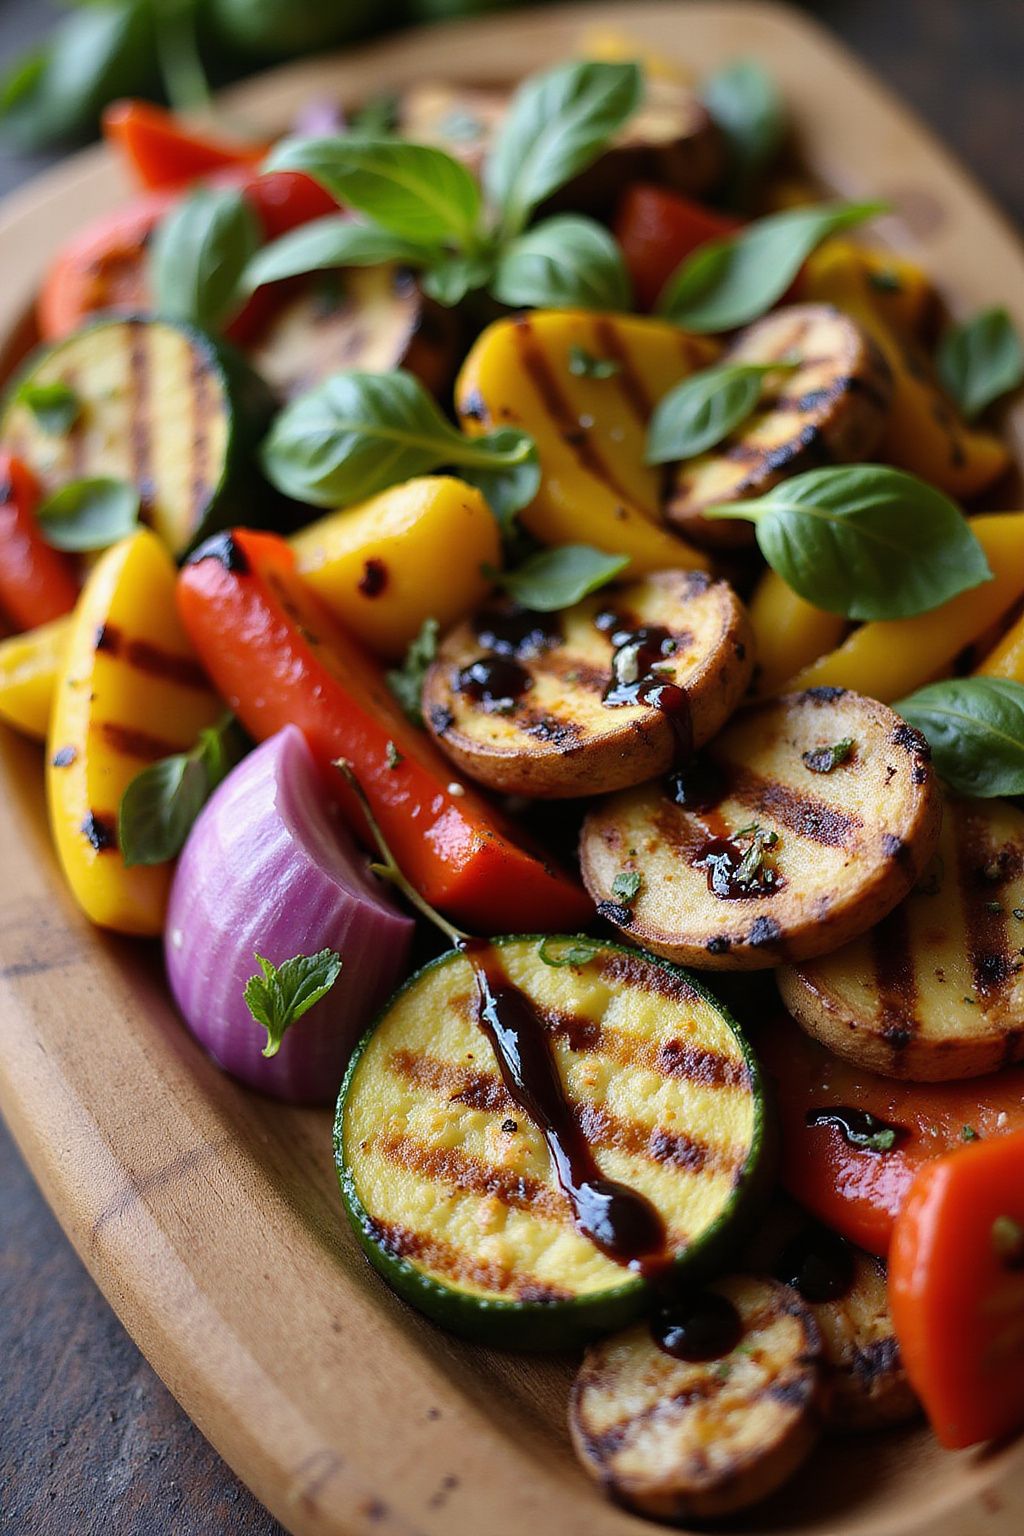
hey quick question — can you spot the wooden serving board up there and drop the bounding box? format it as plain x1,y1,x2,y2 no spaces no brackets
2,5,1023,1533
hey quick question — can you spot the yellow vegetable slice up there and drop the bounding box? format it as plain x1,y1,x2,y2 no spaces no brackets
748,571,846,698
0,616,71,740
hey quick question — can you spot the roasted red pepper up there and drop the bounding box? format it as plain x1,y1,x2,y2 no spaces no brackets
102,100,267,189
0,454,79,631
614,184,742,311
889,1131,1024,1448
758,1013,1024,1256
177,530,594,933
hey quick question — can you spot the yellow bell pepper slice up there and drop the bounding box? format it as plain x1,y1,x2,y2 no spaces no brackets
748,571,847,698
0,616,71,740
456,310,717,576
47,529,221,935
810,239,936,337
789,513,1024,702
976,611,1024,683
292,476,501,661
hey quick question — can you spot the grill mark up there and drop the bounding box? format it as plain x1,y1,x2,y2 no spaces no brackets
955,803,1017,1001
870,902,918,1049
94,623,208,691
190,352,214,527
97,721,180,762
591,316,655,422
725,763,860,849
63,367,88,479
389,1047,512,1114
81,811,117,852
531,650,609,694
376,1130,567,1220
365,1217,546,1297
126,322,154,512
595,948,698,1002
513,318,637,505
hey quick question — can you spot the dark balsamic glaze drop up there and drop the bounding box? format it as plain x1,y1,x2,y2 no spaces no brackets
651,1289,743,1362
775,1226,855,1304
596,612,694,766
666,755,726,812
456,656,533,711
464,941,668,1270
806,1105,904,1152
696,834,782,900
473,606,562,658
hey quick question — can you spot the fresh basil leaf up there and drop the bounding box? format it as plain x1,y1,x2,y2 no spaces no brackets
260,368,538,516
266,135,482,247
894,678,1024,797
492,215,632,312
646,360,794,463
703,59,785,191
537,936,601,967
420,251,496,307
657,200,885,331
494,544,627,612
242,214,433,292
119,715,246,867
704,465,991,620
14,380,79,436
937,306,1024,420
243,949,343,1059
568,346,619,379
457,428,540,530
386,617,439,727
36,477,140,552
486,60,642,236
150,184,261,333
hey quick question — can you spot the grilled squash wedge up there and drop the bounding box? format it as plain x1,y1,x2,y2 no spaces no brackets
248,266,456,403
2,317,273,557
423,570,753,798
570,1275,824,1520
666,304,893,550
456,310,718,575
744,1204,918,1431
336,937,768,1348
580,688,941,969
778,796,1024,1080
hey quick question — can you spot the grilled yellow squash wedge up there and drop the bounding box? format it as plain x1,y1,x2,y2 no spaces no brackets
570,1275,824,1520
778,795,1024,1080
0,616,71,740
666,304,893,550
748,570,847,698
456,310,718,574
580,688,941,969
422,571,753,798
336,937,768,1348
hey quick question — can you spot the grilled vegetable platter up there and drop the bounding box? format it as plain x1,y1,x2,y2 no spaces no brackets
3,28,1024,1525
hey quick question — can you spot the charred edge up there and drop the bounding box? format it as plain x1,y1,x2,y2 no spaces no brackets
358,558,388,598
186,530,250,574
871,901,918,1047
94,623,209,691
594,948,697,1002
728,764,860,850
748,915,782,948
364,1216,516,1295
597,899,634,926
881,833,912,866
81,811,117,851
429,705,454,736
51,745,77,768
126,320,153,511
800,686,847,704
956,803,1019,1000
850,1335,901,1385
460,387,489,424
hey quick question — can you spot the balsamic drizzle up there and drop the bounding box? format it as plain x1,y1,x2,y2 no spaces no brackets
775,1225,855,1304
806,1105,904,1153
596,611,694,765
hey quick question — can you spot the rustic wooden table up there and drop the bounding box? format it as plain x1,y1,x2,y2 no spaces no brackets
1,1,1021,1531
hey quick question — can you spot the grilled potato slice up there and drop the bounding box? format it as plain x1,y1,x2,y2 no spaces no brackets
779,795,1024,1080
744,1205,918,1431
422,571,754,798
580,688,941,969
666,304,893,551
248,265,456,402
570,1275,824,1521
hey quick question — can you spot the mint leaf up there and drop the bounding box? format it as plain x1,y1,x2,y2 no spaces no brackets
243,949,343,1059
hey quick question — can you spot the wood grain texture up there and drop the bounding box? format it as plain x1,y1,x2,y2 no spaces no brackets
1,5,1024,1535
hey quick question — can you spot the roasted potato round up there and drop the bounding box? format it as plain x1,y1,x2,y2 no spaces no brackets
580,687,942,968
423,570,754,797
778,795,1024,1080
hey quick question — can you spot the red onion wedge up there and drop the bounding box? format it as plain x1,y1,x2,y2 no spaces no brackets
165,725,414,1103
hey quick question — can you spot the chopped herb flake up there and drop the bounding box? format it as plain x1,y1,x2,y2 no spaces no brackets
611,870,642,903
568,344,620,379
802,738,854,774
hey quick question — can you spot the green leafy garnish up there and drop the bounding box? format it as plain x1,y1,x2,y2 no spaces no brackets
150,184,261,334
894,678,1024,797
386,617,439,727
656,200,885,331
36,477,140,552
118,716,247,868
567,345,620,380
15,379,79,435
243,949,343,1059
492,215,632,312
242,215,431,293
646,359,796,463
538,936,601,967
703,464,991,621
811,1108,898,1153
703,59,785,202
385,739,403,770
802,738,854,774
962,1125,980,1141
493,544,628,613
611,870,642,903
937,306,1024,420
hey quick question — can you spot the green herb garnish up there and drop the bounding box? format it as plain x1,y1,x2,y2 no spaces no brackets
243,949,343,1059
937,306,1024,420
386,618,439,727
36,477,140,552
538,936,601,968
802,738,854,774
15,379,79,435
611,871,642,904
895,678,1024,798
119,716,247,868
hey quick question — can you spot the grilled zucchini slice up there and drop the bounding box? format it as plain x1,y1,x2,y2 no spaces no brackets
336,937,768,1348
744,1205,917,1431
248,265,456,403
666,304,893,551
580,688,941,969
423,570,754,798
778,795,1024,1080
2,316,273,557
570,1275,824,1520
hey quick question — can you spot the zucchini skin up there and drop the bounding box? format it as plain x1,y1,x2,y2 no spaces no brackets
334,936,774,1351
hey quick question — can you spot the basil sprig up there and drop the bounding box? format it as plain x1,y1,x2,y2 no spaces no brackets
37,477,139,551
703,465,991,621
150,184,261,333
492,215,632,312
14,379,79,435
894,678,1024,797
241,216,433,293
657,200,885,331
494,545,628,612
244,949,343,1059
119,715,247,868
646,359,796,463
937,306,1024,420
260,368,539,521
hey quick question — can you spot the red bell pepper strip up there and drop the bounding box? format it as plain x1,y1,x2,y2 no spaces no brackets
757,1012,1024,1256
177,529,594,933
614,184,742,312
0,454,79,631
889,1131,1024,1448
102,100,267,190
